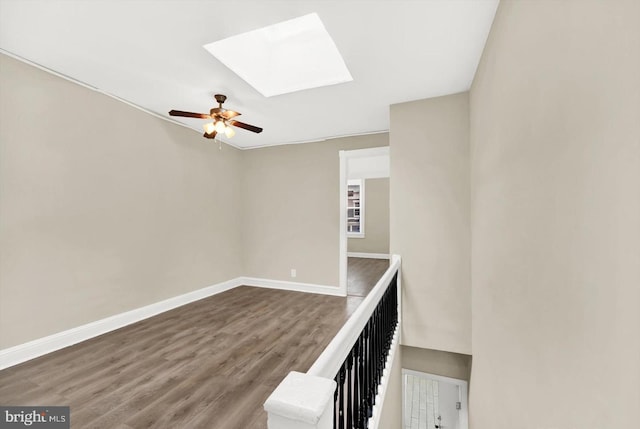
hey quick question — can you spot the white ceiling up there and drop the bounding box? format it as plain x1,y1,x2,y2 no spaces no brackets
0,0,498,149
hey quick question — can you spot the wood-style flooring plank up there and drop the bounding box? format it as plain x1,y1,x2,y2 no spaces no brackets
347,257,390,297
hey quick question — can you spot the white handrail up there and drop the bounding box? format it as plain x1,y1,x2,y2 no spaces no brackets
307,254,401,379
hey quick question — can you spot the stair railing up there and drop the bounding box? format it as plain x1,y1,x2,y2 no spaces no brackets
264,255,402,429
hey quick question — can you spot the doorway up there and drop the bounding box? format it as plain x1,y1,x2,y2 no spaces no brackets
402,369,469,429
338,147,390,295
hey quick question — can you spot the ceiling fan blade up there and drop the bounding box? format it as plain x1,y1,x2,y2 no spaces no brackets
229,120,263,134
169,110,210,119
220,110,241,120
203,130,217,139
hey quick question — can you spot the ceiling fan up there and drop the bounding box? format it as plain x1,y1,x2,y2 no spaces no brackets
169,94,263,139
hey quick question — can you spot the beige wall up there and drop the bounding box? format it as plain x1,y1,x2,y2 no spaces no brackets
402,346,471,382
242,134,388,286
0,54,243,348
470,1,640,427
377,345,402,428
390,93,471,355
348,177,390,255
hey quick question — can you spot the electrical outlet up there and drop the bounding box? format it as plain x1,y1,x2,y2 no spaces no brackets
290,269,297,278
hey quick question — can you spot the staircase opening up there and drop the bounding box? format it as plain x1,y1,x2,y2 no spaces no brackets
402,370,468,429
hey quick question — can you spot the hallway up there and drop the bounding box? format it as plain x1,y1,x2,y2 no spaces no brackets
347,257,390,297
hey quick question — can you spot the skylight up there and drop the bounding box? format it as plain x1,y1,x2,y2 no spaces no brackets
203,13,353,97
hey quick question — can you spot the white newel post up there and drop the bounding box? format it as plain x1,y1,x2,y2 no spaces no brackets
264,371,335,429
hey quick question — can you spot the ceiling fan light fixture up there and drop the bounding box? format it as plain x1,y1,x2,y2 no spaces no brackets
203,122,215,134
214,120,227,133
224,126,236,138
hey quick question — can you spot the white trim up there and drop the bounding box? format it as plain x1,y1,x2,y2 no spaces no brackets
347,252,391,260
241,130,389,151
339,151,348,296
369,324,401,429
343,146,390,159
308,255,401,378
0,277,242,370
264,371,336,427
240,277,344,297
346,178,365,238
401,369,469,429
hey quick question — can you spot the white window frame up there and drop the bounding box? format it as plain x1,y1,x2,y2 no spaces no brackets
347,178,365,238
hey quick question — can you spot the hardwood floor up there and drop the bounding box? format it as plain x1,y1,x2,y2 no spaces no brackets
347,257,390,297
1,261,388,428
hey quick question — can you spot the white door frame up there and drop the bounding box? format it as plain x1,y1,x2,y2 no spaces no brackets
401,369,469,429
338,147,390,295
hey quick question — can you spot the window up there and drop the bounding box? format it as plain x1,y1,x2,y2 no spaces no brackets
347,179,365,238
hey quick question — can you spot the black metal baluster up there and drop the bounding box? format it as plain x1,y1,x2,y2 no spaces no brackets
346,349,353,429
371,316,376,418
377,304,382,390
378,305,382,389
376,332,380,392
371,310,376,402
367,318,374,421
352,340,359,429
338,363,345,429
334,375,339,429
339,364,346,429
364,322,372,427
331,271,400,429
358,334,366,428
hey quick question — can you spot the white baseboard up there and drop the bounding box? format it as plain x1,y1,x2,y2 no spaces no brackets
347,252,390,260
239,277,345,297
0,277,242,370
